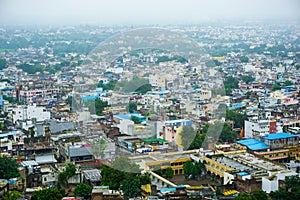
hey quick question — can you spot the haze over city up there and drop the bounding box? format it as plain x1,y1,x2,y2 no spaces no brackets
0,0,300,25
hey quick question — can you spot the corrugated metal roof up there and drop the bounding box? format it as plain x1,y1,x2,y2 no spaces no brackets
263,133,298,140
237,138,268,151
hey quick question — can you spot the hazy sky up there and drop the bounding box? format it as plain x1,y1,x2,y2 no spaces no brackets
0,0,299,25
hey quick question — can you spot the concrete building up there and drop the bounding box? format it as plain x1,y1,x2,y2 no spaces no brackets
12,105,51,124
163,119,192,142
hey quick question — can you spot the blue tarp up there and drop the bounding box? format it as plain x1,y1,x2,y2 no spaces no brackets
237,138,268,151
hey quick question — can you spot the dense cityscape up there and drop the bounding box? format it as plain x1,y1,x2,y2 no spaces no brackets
0,1,300,200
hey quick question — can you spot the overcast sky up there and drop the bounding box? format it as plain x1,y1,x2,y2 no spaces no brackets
0,0,299,25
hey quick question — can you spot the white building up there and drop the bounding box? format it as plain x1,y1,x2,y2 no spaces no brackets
262,171,297,193
244,120,281,138
12,105,51,124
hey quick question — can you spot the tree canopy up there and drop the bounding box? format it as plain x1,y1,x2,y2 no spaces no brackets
0,156,20,179
101,157,151,198
165,167,174,179
31,188,65,200
226,110,248,129
127,102,137,113
74,183,92,197
239,56,249,63
224,76,239,95
241,75,255,84
0,58,7,70
183,161,205,180
58,163,76,186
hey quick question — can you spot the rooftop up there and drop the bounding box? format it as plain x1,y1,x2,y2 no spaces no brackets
263,132,298,140
237,138,269,151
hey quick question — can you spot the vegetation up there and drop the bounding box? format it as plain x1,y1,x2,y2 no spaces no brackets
188,132,206,150
283,80,293,86
272,82,281,91
31,188,66,200
127,102,137,113
84,98,108,116
241,75,255,84
156,55,187,64
93,138,107,158
239,55,249,63
117,76,150,94
135,83,152,94
205,59,221,68
95,99,108,116
74,183,92,198
224,76,239,95
0,58,7,70
234,190,270,200
226,110,248,129
131,116,141,124
165,167,174,179
101,157,151,199
97,80,117,91
0,156,20,179
183,161,205,180
58,163,76,186
121,175,141,198
202,121,237,143
3,95,22,105
2,191,22,200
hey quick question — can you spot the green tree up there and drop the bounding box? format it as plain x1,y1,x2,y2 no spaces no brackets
94,99,108,116
139,174,151,185
183,161,204,180
205,60,217,68
74,183,92,197
202,121,236,143
111,156,141,174
245,91,251,99
165,167,174,179
234,193,253,200
127,102,137,113
252,190,270,200
131,116,141,124
284,80,293,86
239,56,249,63
0,58,7,70
0,156,20,179
65,163,76,177
121,175,141,199
242,75,255,84
224,76,239,95
117,76,149,93
270,188,288,200
58,163,76,186
188,132,206,150
93,138,107,158
272,82,281,91
226,110,248,129
135,83,152,94
101,165,125,190
31,188,64,200
285,175,300,192
97,80,117,91
2,191,22,200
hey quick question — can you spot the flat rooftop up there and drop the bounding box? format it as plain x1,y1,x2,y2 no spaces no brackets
263,132,298,140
